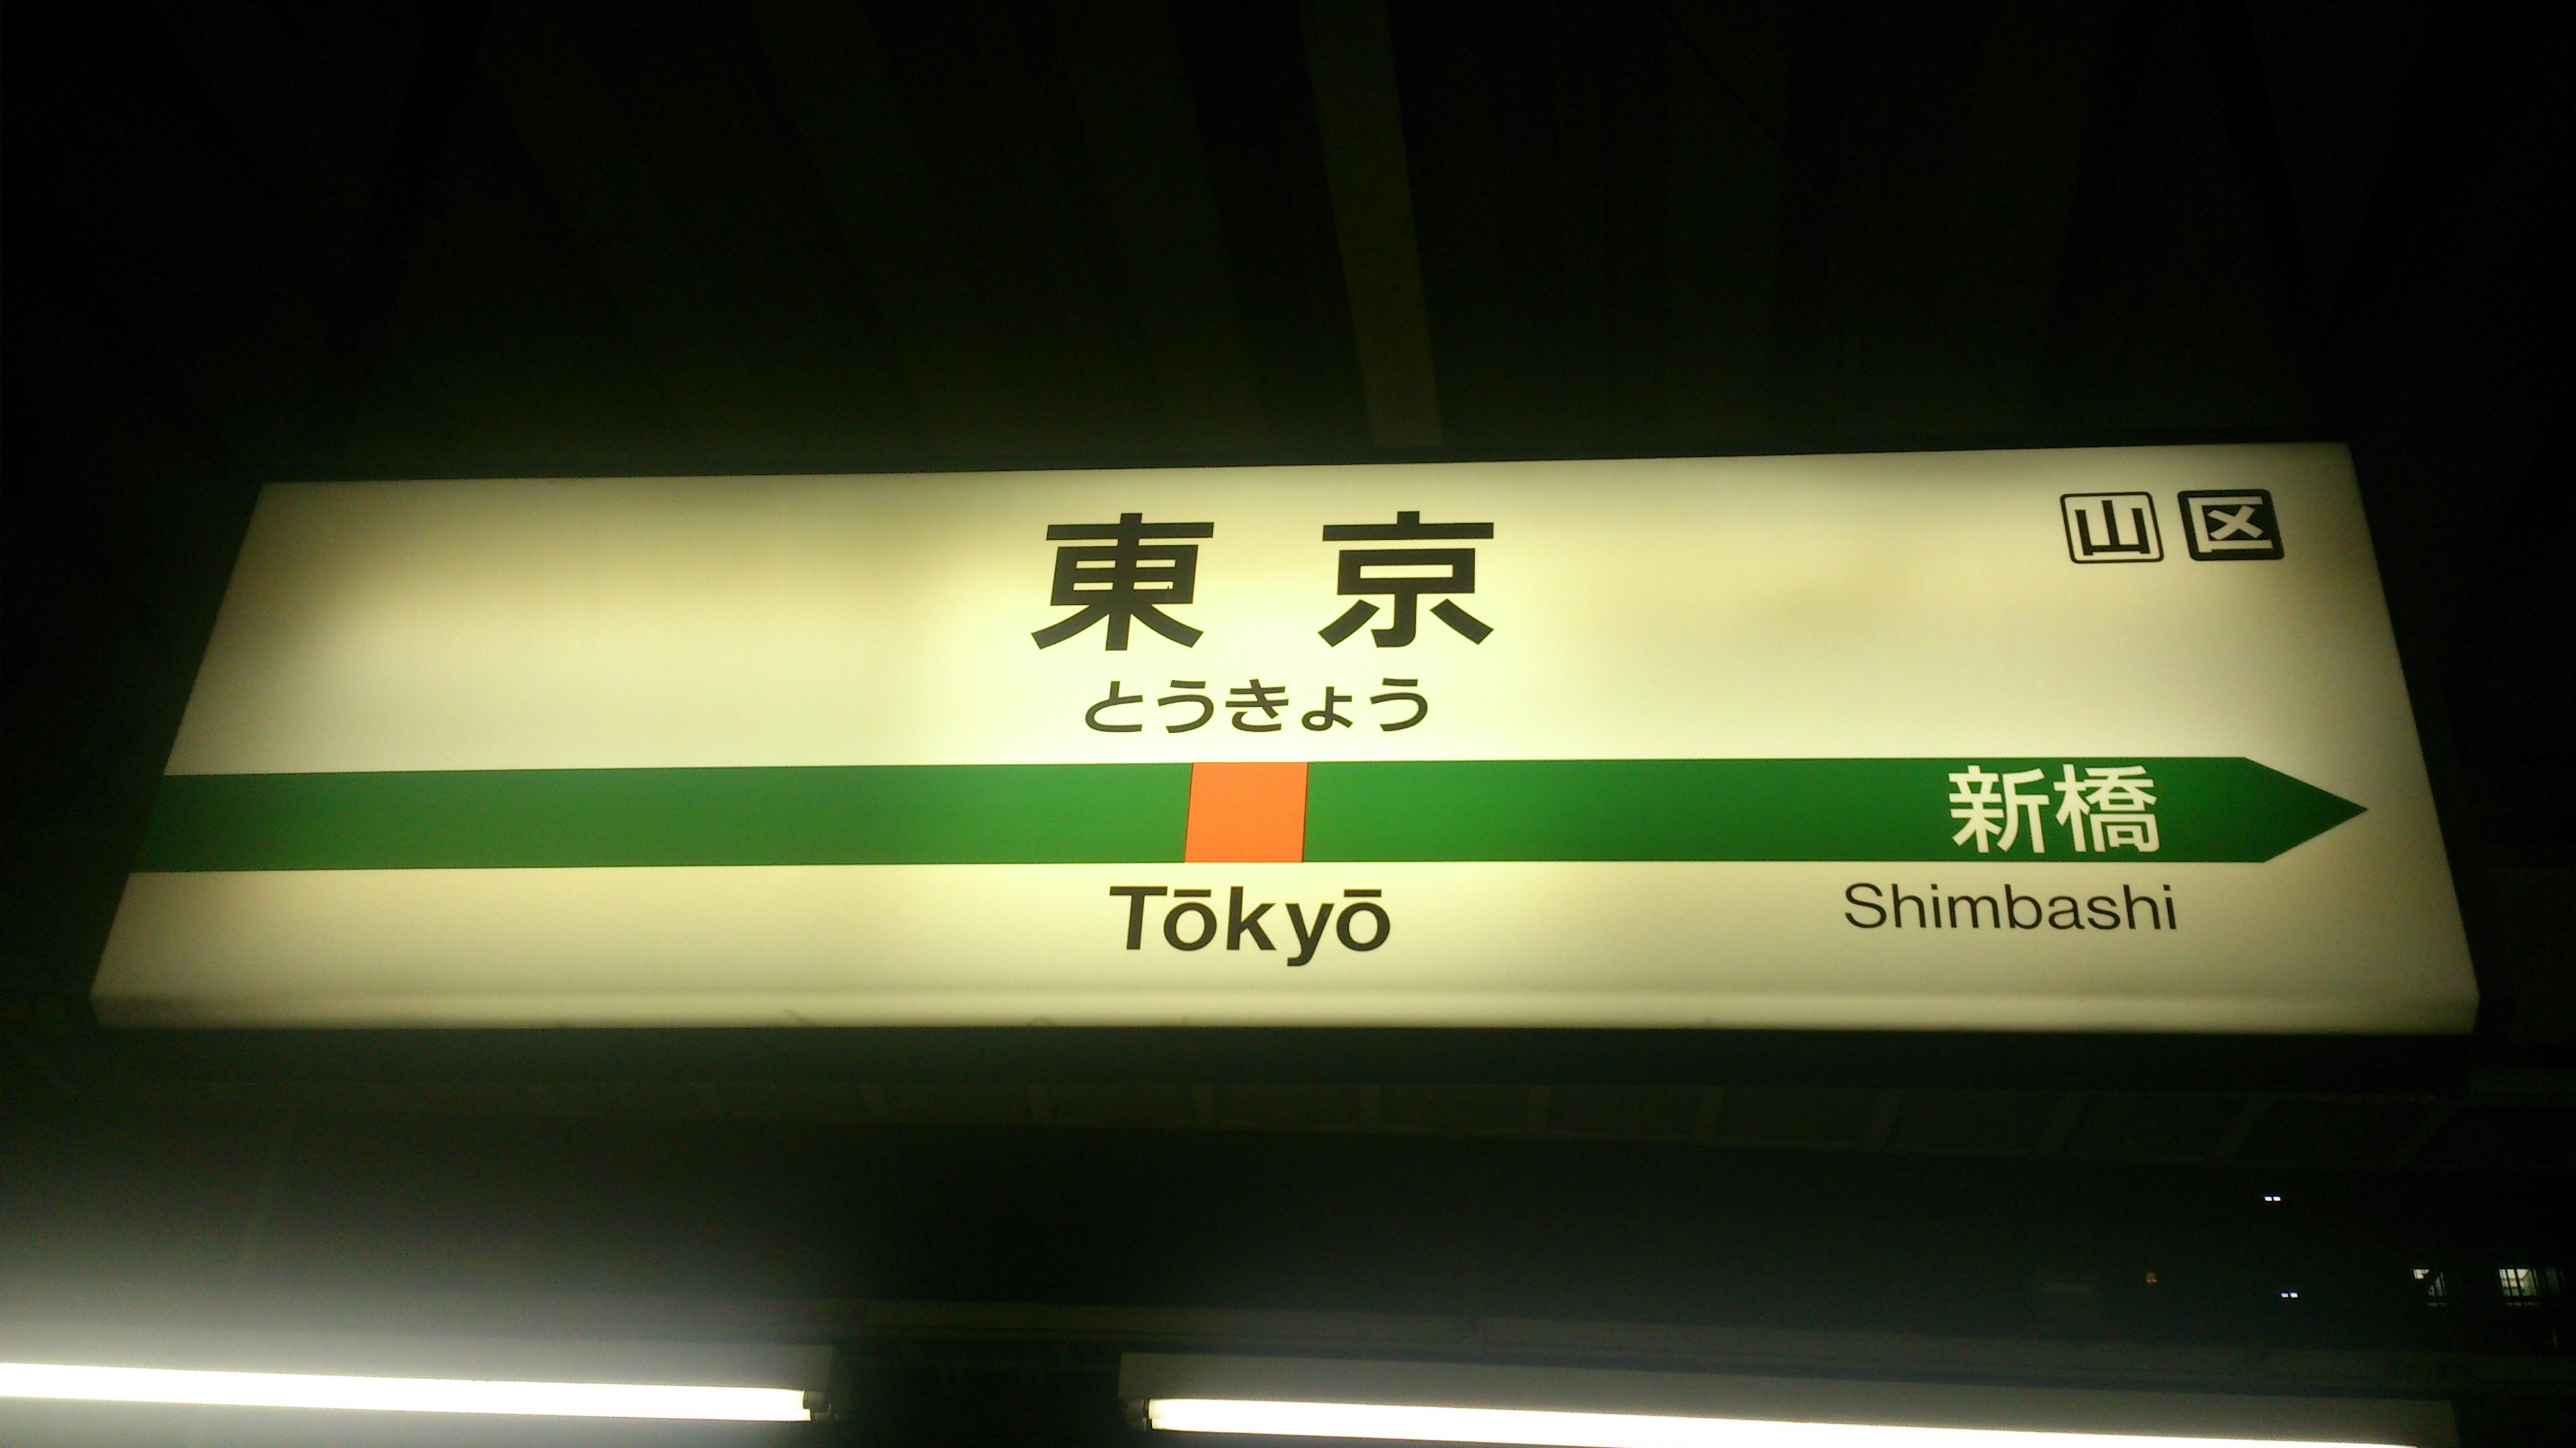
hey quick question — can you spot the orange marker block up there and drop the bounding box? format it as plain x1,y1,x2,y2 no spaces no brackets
1183,761,1309,862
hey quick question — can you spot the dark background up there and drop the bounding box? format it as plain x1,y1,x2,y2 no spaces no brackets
4,2,2571,1443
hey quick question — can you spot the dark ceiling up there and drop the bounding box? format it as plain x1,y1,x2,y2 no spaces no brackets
3,3,2573,1442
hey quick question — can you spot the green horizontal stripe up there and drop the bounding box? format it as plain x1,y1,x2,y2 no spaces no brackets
1303,758,2359,863
133,758,2360,872
134,764,1192,871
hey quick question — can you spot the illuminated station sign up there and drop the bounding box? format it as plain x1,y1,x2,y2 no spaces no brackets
97,444,2474,1032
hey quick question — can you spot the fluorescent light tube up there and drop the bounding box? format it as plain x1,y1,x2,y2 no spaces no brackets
0,1361,813,1421
1142,1397,2405,1448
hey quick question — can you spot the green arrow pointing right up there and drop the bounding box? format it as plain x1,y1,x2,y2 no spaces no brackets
132,756,2363,871
1304,757,2363,863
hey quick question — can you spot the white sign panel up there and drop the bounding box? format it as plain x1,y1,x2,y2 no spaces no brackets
95,444,2476,1031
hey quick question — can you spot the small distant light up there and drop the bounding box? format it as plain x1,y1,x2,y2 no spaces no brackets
2261,1194,2283,1203
2143,1272,2158,1285
2279,1291,2300,1299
